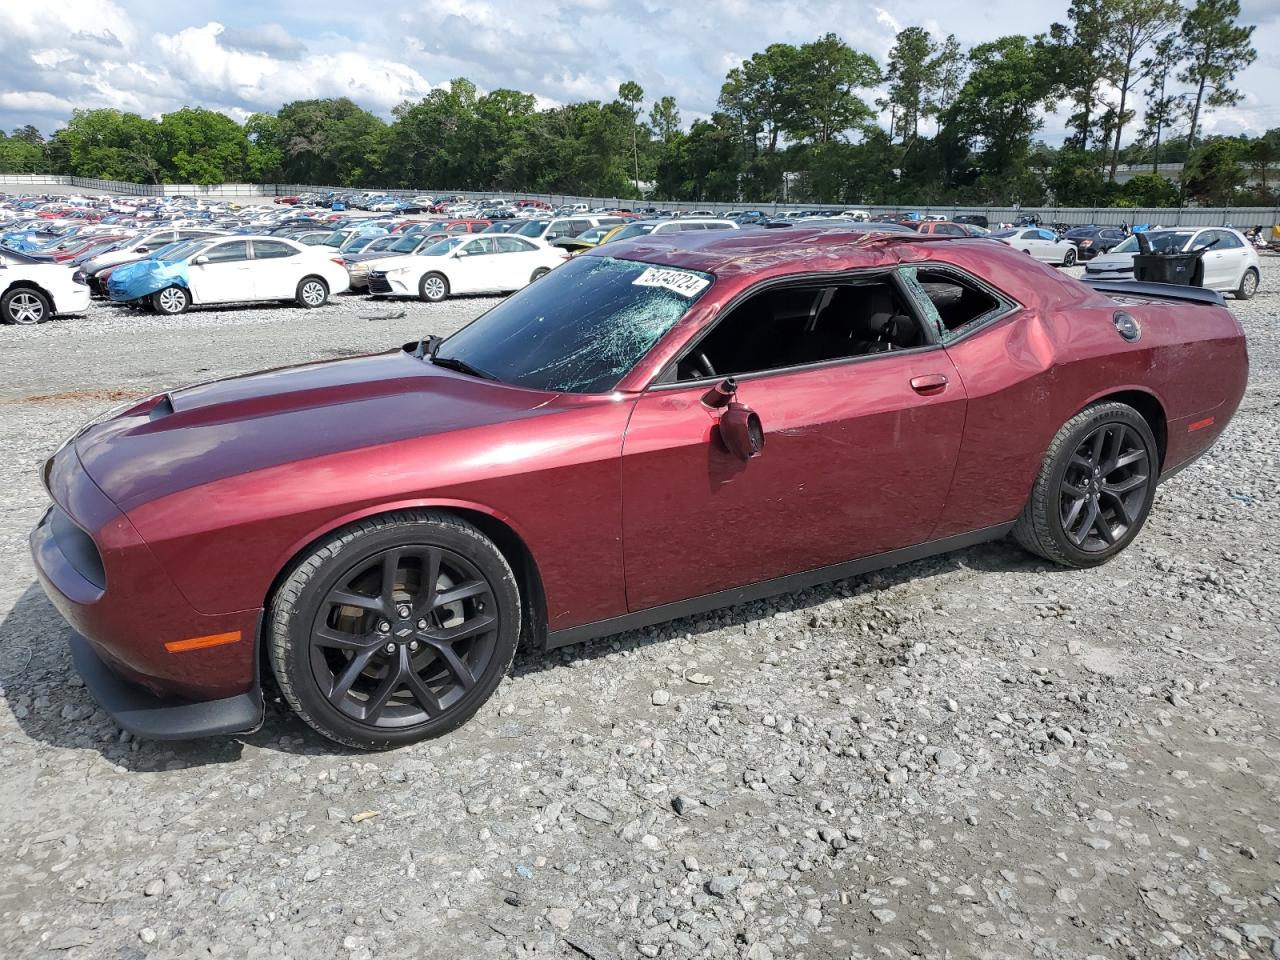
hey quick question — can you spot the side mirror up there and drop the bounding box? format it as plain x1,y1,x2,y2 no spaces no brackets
136,246,149,254
717,392,764,461
192,255,209,265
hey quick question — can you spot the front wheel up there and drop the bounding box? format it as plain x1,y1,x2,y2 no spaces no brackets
1,287,50,325
296,276,329,308
530,267,551,283
1013,402,1158,568
267,511,521,749
151,285,190,315
419,273,449,303
1235,267,1259,300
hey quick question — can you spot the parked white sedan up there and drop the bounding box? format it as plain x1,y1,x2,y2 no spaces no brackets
145,237,351,315
991,227,1078,266
0,250,91,325
1085,227,1261,299
366,235,568,302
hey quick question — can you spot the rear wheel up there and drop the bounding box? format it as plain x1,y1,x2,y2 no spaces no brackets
296,276,329,308
1,287,50,325
1063,248,1077,266
268,511,520,749
151,285,190,315
530,267,551,283
1235,267,1259,300
419,273,449,303
1013,402,1158,568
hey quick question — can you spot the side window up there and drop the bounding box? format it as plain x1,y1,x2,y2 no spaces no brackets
462,238,494,256
1217,231,1243,249
675,277,928,381
496,236,530,253
447,223,469,234
202,240,249,263
1038,229,1057,241
1021,230,1040,240
901,266,1008,342
252,240,298,259
938,224,965,236
566,219,591,237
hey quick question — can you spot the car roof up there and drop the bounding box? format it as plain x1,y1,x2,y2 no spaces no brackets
588,224,960,276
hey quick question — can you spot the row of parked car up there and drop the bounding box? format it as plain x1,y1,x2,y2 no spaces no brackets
0,191,1264,325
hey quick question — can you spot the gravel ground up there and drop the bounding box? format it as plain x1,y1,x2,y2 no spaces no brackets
0,275,1277,960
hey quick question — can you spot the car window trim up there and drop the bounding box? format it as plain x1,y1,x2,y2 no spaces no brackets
649,267,943,391
899,261,1023,345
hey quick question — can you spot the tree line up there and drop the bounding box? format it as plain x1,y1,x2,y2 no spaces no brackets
0,0,1270,208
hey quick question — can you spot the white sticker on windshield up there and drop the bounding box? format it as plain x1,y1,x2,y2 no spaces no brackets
632,267,710,298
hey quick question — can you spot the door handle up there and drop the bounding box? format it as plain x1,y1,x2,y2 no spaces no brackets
910,374,948,395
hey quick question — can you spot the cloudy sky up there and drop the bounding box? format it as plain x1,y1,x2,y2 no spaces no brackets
2,0,1277,144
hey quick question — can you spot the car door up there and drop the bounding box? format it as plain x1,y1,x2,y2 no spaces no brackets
448,237,497,293
496,235,540,288
620,272,967,611
1204,230,1248,289
186,239,252,303
249,239,304,298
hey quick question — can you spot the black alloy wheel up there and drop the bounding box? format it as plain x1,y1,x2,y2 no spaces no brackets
310,545,498,727
1013,402,1159,568
269,511,521,749
1058,422,1151,553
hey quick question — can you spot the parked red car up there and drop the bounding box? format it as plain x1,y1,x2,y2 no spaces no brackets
32,226,1247,748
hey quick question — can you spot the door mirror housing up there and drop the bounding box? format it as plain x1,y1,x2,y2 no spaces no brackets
135,246,149,254
192,255,209,265
719,400,764,460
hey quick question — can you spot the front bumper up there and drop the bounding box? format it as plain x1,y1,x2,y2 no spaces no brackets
68,631,261,739
367,271,412,296
30,444,264,738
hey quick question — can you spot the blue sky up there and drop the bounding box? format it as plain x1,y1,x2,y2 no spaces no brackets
2,0,1277,146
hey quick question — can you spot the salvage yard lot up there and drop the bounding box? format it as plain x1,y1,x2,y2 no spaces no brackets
0,277,1277,959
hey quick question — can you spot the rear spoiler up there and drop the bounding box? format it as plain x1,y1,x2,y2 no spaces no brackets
1082,279,1225,306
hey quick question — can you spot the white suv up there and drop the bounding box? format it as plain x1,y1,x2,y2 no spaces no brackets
1085,227,1261,299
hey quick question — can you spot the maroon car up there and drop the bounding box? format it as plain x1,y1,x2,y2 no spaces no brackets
31,226,1248,749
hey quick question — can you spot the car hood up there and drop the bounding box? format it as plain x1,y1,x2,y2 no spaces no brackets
74,349,561,512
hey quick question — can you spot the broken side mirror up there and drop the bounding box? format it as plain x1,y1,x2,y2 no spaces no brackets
704,379,764,460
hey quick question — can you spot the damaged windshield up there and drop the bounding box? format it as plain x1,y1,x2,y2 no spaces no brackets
436,255,713,393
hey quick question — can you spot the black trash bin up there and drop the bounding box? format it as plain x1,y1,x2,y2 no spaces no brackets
1130,230,1207,286
1132,252,1202,285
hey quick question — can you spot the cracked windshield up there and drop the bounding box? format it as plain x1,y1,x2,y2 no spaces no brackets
437,255,712,393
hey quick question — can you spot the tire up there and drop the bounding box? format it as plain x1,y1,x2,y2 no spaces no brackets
1063,248,1077,267
1,287,50,325
1235,267,1259,300
419,272,450,303
1012,402,1158,569
151,285,190,315
530,267,551,283
267,510,520,750
296,276,329,308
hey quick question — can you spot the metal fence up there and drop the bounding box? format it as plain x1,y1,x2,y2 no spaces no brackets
4,175,1278,227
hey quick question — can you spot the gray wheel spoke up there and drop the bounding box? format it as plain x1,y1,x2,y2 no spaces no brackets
402,666,443,716
1062,480,1089,499
1093,510,1118,544
1088,428,1106,467
409,547,441,616
362,655,406,721
329,647,377,703
434,579,489,609
1101,427,1125,472
1062,496,1086,531
314,626,376,651
425,613,495,645
1103,473,1147,496
330,590,387,616
1069,498,1099,546
425,638,476,690
379,549,404,610
1113,449,1147,470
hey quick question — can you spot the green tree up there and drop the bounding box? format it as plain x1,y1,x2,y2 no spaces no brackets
880,27,939,144
1178,0,1257,150
617,81,645,192
1048,0,1114,150
785,34,879,144
157,108,250,184
275,97,389,186
648,96,681,145
1120,171,1180,204
945,37,1057,188
0,132,45,173
244,113,285,181
47,109,163,182
1182,137,1246,203
1102,0,1183,181
1137,33,1186,172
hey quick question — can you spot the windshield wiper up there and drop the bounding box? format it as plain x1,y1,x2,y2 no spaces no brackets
430,354,499,381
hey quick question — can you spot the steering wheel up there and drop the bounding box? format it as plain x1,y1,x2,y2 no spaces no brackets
695,352,717,378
